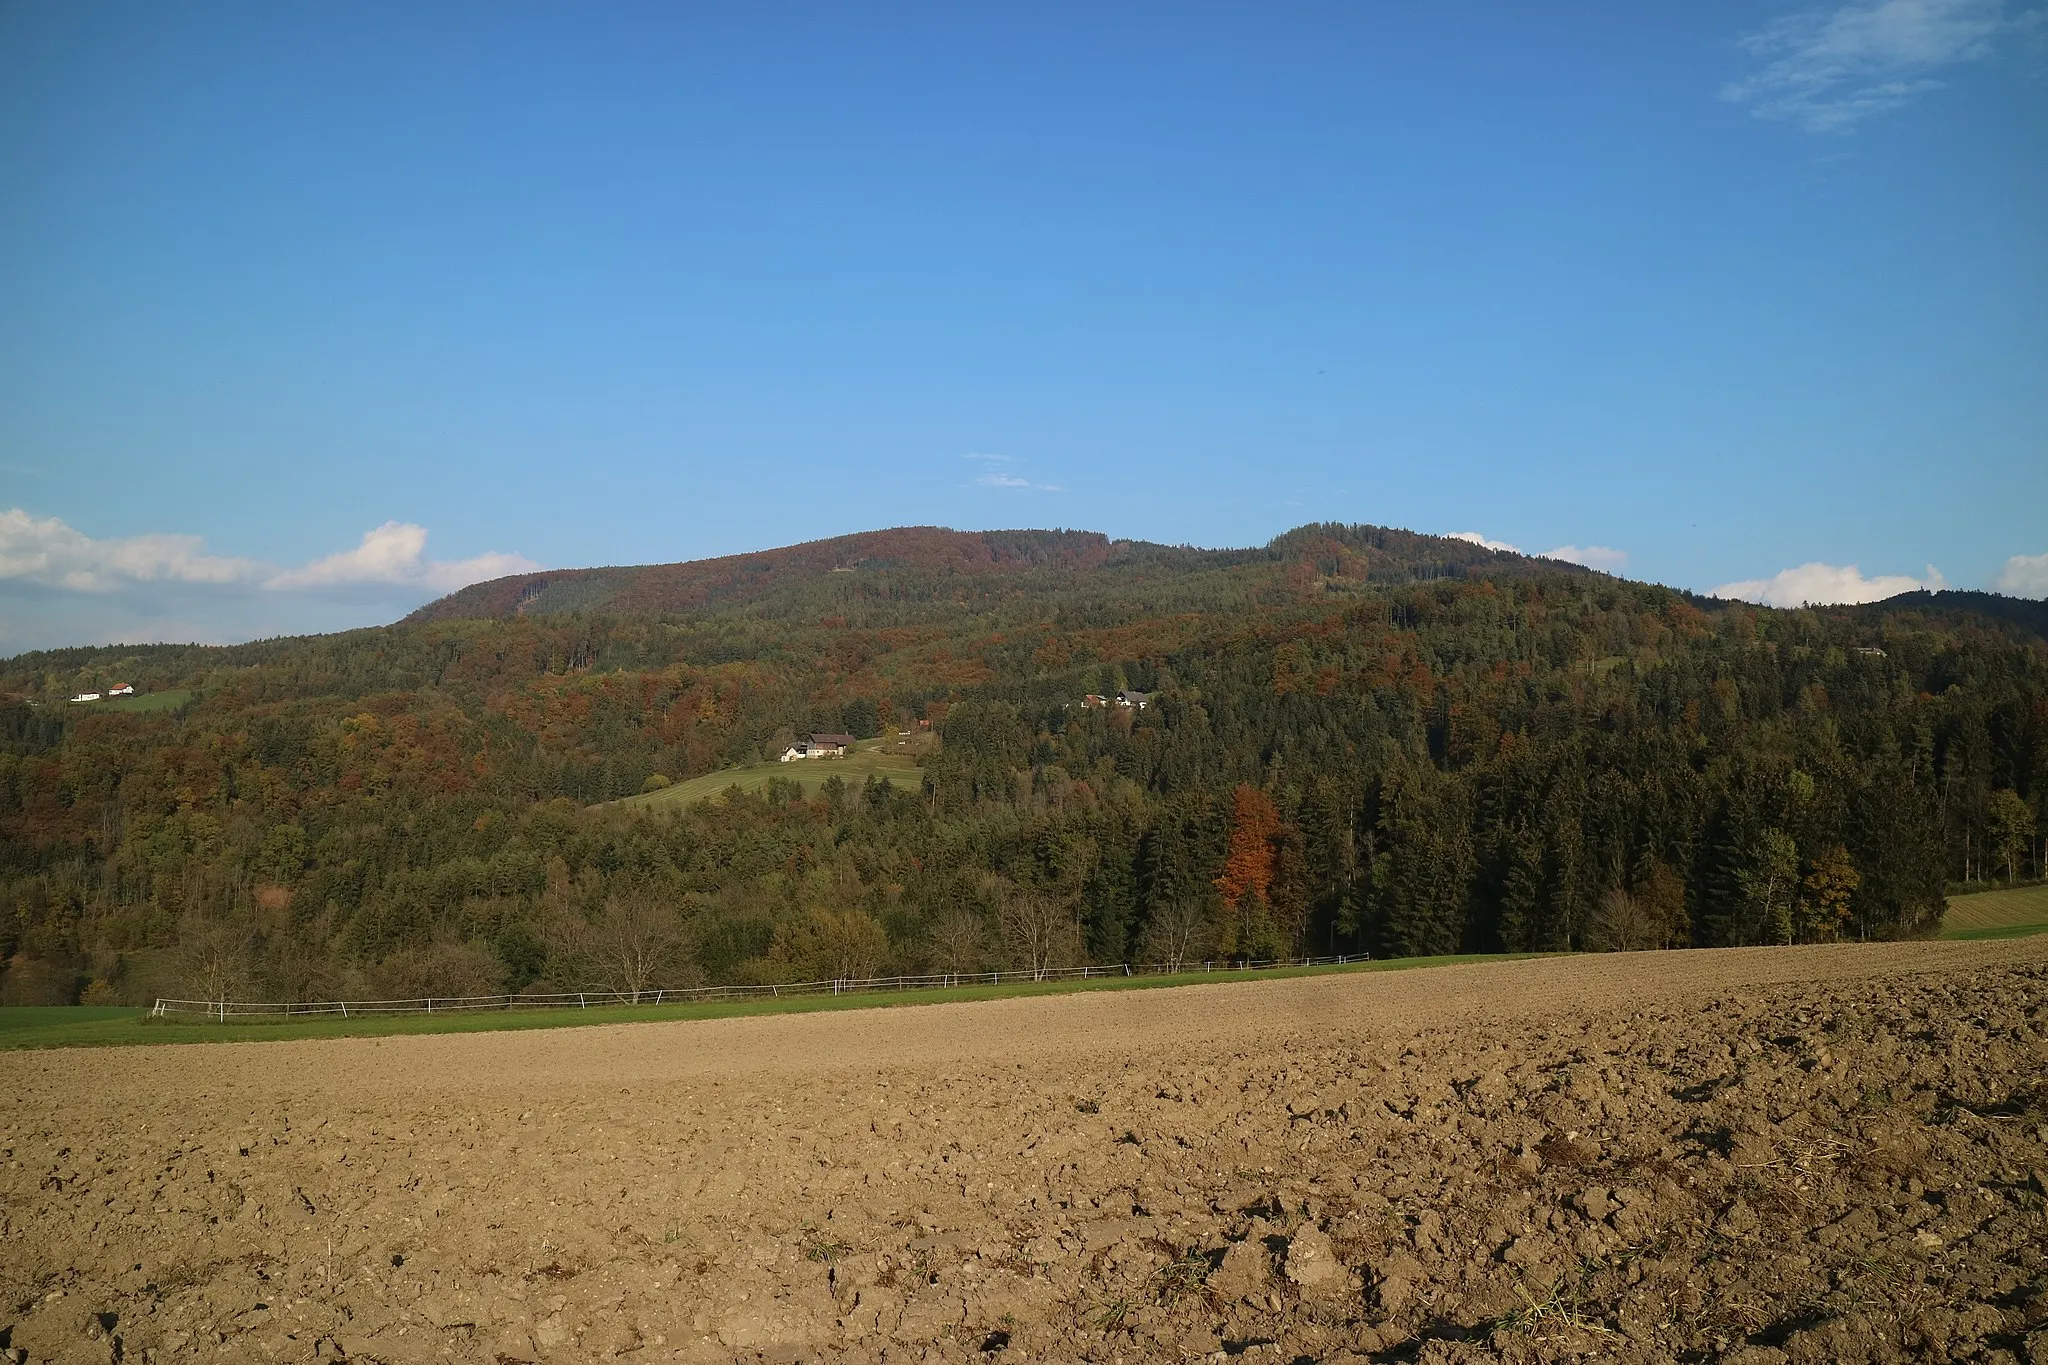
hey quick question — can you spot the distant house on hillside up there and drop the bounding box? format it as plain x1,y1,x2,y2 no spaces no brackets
107,683,135,696
779,732,859,761
1081,694,1108,708
1115,690,1150,710
69,692,102,704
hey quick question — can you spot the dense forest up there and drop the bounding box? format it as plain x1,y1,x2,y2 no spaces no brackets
2,523,2044,1006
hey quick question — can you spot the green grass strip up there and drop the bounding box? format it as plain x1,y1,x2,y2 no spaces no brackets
0,953,1549,1052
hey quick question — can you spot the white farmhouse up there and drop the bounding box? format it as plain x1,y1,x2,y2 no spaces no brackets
779,732,858,761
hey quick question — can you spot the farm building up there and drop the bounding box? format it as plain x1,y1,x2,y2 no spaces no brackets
780,732,859,761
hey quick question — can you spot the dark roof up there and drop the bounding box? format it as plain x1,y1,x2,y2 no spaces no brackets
808,732,857,746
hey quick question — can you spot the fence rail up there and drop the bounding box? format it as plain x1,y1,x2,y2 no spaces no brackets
150,954,1369,1022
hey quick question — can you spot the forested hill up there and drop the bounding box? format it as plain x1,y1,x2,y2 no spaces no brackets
403,522,1586,624
1842,589,2048,645
2,521,2044,1008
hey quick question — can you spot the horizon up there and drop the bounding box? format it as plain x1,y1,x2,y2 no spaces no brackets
4,2,2044,652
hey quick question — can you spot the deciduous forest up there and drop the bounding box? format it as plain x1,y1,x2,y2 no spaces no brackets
3,524,2043,1005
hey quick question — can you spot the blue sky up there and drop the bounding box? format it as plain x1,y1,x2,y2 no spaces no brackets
2,1,2044,652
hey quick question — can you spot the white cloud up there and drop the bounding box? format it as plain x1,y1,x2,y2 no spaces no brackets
1721,0,2021,132
263,521,539,592
1448,531,1522,553
0,508,536,602
1545,545,1630,572
0,507,260,591
1710,561,1948,607
1447,532,1629,572
1994,550,2048,598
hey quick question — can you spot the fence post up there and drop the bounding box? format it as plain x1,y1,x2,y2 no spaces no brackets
427,997,433,1015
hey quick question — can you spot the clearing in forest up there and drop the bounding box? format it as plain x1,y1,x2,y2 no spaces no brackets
619,734,927,808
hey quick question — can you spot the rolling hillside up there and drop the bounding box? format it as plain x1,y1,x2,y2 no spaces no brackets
2,520,2042,1009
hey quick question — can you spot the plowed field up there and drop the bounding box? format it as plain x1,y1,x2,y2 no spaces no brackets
6,940,2048,1364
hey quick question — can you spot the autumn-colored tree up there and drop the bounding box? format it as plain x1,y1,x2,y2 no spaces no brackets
1797,844,1861,941
1214,784,1281,909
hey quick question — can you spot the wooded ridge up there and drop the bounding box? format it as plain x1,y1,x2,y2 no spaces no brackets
3,522,2042,1006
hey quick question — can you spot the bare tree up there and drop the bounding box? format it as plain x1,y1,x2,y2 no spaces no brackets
582,895,688,1002
1139,899,1211,972
926,910,990,980
175,911,256,1009
1590,886,1660,953
264,933,339,1004
985,878,1079,980
798,906,890,982
371,939,506,1001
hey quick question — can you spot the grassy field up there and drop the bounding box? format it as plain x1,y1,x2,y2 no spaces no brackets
618,734,927,808
0,953,1547,1051
1942,882,2048,940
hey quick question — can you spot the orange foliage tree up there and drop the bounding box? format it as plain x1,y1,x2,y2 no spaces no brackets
1214,784,1281,909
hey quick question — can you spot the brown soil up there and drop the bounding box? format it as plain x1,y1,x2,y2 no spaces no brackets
5,941,2048,1365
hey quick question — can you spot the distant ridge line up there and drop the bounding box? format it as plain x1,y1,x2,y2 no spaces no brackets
405,521,1585,625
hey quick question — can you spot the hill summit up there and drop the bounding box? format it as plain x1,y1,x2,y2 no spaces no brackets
406,522,1587,623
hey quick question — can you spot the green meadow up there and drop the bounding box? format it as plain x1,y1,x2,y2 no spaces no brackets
1940,882,2048,941
618,735,927,808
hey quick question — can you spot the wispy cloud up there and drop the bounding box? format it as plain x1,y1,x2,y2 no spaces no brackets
0,508,537,597
963,453,1063,493
1711,561,1947,607
1721,0,2024,132
976,471,1066,492
1994,549,2048,598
